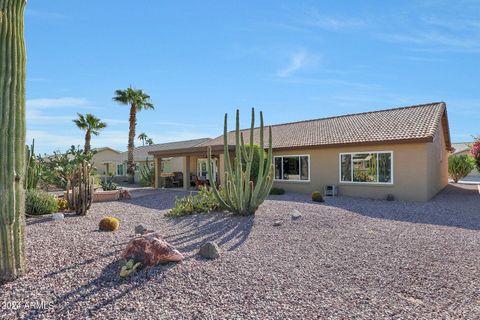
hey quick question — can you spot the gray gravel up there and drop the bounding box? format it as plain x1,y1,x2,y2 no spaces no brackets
1,185,479,319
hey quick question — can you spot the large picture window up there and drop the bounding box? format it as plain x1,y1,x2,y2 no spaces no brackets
274,155,310,181
339,151,393,184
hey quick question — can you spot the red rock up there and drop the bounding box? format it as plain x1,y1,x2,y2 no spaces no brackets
122,232,183,266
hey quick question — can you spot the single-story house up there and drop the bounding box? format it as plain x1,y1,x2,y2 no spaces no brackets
149,102,452,202
92,138,210,182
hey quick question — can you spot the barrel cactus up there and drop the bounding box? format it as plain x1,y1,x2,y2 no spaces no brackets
0,0,27,283
99,217,120,231
207,108,274,215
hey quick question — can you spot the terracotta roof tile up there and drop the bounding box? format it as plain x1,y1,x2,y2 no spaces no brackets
200,102,449,149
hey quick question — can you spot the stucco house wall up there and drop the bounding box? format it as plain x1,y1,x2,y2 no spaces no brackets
271,142,435,202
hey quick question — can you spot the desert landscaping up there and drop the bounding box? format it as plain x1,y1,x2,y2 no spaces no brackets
1,185,478,319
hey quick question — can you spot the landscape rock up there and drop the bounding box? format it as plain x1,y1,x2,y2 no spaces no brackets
135,224,146,235
52,213,64,221
273,220,282,226
199,242,220,259
123,232,184,266
291,210,302,220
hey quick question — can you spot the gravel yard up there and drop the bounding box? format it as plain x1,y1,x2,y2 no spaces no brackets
1,184,479,319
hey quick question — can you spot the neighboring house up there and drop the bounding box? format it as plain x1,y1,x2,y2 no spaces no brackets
450,142,480,182
91,147,122,176
451,142,471,156
149,102,452,202
92,138,211,182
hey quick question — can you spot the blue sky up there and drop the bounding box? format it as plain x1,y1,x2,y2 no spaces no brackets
25,1,480,154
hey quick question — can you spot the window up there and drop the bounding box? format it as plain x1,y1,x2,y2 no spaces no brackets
339,151,393,184
274,155,310,181
116,164,124,176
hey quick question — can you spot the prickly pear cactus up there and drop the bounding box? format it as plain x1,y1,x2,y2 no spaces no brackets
0,0,27,283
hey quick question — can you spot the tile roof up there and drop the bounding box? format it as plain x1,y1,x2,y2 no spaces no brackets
199,102,451,150
116,138,211,161
451,142,471,155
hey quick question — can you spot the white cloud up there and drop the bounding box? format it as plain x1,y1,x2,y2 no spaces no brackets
277,49,320,77
27,97,89,109
304,15,365,31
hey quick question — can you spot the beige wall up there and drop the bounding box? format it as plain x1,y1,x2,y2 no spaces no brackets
271,140,447,202
426,126,449,199
92,149,120,176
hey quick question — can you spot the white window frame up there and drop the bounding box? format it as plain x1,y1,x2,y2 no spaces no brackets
273,155,311,182
338,151,394,185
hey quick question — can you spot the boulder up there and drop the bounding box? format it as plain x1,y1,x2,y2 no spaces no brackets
199,242,220,260
135,224,146,235
291,210,302,220
122,232,183,266
52,213,64,221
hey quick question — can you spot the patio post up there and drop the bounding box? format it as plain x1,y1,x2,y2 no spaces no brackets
154,157,161,188
182,156,191,190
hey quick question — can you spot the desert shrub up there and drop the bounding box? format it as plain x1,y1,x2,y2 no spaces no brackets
25,190,59,215
140,159,155,187
57,197,69,211
101,177,118,191
448,155,475,183
311,191,324,202
99,217,120,231
92,175,102,188
166,187,222,217
240,144,267,184
471,139,480,172
269,187,285,195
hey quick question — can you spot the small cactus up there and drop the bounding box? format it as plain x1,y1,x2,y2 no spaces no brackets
120,259,141,278
311,191,324,202
99,217,120,231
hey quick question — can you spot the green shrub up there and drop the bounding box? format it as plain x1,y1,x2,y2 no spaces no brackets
25,190,59,215
240,144,267,184
139,160,155,187
101,177,118,191
311,191,324,202
269,187,285,195
448,155,475,183
166,187,222,217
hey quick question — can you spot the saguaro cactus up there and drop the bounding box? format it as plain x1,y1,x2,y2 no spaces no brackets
207,108,274,215
66,160,94,216
0,0,27,283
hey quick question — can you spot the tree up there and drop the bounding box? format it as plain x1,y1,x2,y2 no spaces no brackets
0,0,27,284
146,138,154,146
73,113,107,153
113,87,155,183
138,132,148,146
448,155,475,183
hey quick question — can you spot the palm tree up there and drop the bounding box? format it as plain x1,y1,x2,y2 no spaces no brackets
146,138,154,146
73,113,107,153
113,87,155,183
138,132,148,146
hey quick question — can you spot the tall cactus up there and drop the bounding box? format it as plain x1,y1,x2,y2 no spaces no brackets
66,160,94,216
25,139,41,190
0,0,27,283
207,108,274,215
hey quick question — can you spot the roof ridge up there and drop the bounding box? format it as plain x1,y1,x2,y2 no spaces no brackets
228,101,445,132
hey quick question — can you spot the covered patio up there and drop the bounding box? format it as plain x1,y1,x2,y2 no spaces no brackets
149,145,234,190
